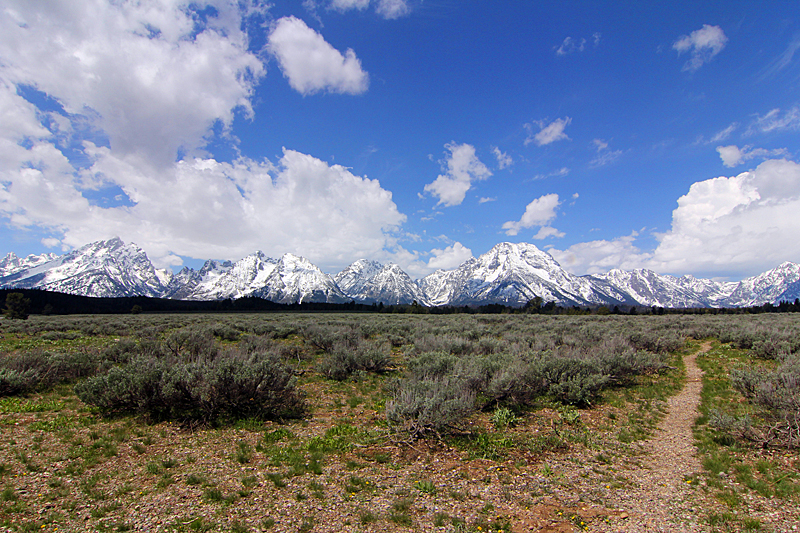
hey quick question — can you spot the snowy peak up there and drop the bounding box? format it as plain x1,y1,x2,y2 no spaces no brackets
253,253,348,304
421,242,619,307
0,251,60,277
1,238,798,308
334,259,384,295
165,252,278,300
589,268,715,308
722,262,800,307
336,260,429,305
0,237,166,298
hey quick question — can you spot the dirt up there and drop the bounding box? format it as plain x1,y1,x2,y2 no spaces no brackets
597,342,709,532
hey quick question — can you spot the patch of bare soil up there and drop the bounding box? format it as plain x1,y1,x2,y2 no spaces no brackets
599,342,709,532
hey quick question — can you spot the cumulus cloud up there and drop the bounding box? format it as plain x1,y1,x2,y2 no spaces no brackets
532,226,565,240
387,241,473,278
716,145,789,167
0,138,406,270
268,16,369,95
501,194,561,236
673,24,728,72
0,1,404,272
491,146,512,169
746,106,800,136
551,159,800,278
427,242,473,270
525,117,572,146
647,159,800,275
423,143,492,207
548,233,649,275
0,0,266,168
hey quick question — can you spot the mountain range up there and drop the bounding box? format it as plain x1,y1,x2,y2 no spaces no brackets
1,237,798,308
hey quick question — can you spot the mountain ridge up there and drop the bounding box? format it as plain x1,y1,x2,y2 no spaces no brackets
1,238,798,308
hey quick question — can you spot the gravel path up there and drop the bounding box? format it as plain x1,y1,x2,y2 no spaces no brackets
606,342,710,532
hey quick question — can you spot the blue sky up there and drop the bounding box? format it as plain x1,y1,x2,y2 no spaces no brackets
1,1,799,280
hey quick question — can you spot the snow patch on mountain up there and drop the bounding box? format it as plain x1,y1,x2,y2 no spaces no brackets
0,238,166,297
336,260,429,305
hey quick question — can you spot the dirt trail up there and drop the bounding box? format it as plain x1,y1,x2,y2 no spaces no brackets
606,341,710,532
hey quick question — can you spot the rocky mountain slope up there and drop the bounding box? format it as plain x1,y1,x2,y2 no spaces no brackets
1,238,798,308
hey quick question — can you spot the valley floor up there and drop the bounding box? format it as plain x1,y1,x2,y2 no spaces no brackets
1,314,799,532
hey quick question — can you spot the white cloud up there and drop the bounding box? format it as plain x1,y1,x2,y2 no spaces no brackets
479,197,496,204
590,138,622,167
590,150,622,167
0,136,406,270
330,0,370,11
0,1,408,273
647,158,800,276
491,146,512,169
709,123,739,143
593,32,602,47
268,16,369,96
716,145,789,167
386,241,473,278
550,158,800,278
375,0,409,19
501,194,561,236
326,0,409,18
760,37,800,80
555,36,585,56
673,24,728,72
532,226,565,240
427,242,473,270
532,167,570,181
423,143,492,207
746,106,800,136
525,117,572,146
548,233,649,275
0,0,266,168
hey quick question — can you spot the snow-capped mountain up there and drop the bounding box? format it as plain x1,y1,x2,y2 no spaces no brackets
419,242,632,307
0,238,168,298
251,253,349,304
588,269,731,308
719,262,800,307
163,253,278,300
1,237,798,308
336,260,429,305
0,252,59,277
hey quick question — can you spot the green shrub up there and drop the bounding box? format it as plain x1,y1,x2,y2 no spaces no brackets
318,339,391,381
386,376,476,438
75,348,305,424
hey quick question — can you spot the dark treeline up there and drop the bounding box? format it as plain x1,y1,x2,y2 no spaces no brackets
2,288,799,317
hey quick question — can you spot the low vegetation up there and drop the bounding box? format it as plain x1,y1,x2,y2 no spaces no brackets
0,311,798,531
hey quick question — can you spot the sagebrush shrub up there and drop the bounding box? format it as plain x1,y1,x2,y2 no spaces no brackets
0,350,100,396
75,348,305,424
729,355,800,448
386,376,476,439
318,339,391,381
